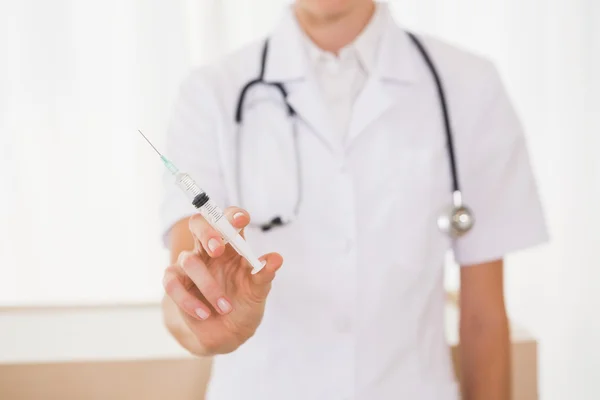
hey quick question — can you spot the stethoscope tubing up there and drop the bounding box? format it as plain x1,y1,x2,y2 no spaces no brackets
233,32,471,234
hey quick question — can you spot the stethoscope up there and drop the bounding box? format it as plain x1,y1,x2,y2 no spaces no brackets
234,33,474,238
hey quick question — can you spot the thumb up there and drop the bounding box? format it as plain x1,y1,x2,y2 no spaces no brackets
250,252,284,296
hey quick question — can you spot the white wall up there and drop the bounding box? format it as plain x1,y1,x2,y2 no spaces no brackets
0,0,189,306
0,306,189,364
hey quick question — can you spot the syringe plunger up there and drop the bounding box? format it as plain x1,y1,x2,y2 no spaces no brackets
175,172,205,202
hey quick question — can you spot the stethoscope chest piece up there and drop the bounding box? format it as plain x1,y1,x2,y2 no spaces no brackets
437,191,475,238
437,205,475,237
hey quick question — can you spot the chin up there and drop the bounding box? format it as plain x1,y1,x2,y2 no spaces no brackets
296,0,365,19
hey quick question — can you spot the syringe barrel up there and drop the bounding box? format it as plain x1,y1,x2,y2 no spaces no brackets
173,172,265,274
174,172,223,225
174,172,205,202
174,172,224,224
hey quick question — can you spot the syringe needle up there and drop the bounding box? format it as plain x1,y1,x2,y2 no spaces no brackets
137,129,180,175
138,130,163,157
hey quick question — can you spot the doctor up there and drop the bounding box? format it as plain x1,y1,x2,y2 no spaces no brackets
160,1,548,399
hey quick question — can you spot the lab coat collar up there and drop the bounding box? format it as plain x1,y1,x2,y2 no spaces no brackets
377,15,421,84
300,3,385,75
264,2,420,85
264,3,420,153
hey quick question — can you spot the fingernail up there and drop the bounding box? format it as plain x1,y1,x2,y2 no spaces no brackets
217,298,232,314
195,308,209,320
233,212,245,220
208,238,220,253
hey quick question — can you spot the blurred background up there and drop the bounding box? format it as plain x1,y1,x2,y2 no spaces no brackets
0,0,598,399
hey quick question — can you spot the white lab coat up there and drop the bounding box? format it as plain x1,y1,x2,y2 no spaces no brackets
161,4,548,400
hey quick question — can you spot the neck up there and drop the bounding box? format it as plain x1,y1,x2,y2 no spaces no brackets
294,1,376,54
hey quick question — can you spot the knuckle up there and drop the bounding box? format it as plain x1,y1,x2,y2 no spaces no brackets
201,281,222,299
162,273,179,295
194,225,215,240
188,214,205,232
179,252,199,272
176,251,189,267
164,265,179,276
180,260,197,273
189,213,203,224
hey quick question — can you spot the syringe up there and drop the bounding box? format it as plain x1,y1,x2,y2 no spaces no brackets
138,130,266,274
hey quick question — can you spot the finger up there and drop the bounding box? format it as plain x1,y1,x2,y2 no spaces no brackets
251,252,284,288
178,250,234,315
163,265,211,321
222,207,251,237
188,213,226,258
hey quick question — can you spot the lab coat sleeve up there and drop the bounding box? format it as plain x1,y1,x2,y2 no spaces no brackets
452,64,549,266
159,69,227,249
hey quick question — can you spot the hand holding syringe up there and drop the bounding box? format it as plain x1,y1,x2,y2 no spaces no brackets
138,130,266,274
139,130,283,356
